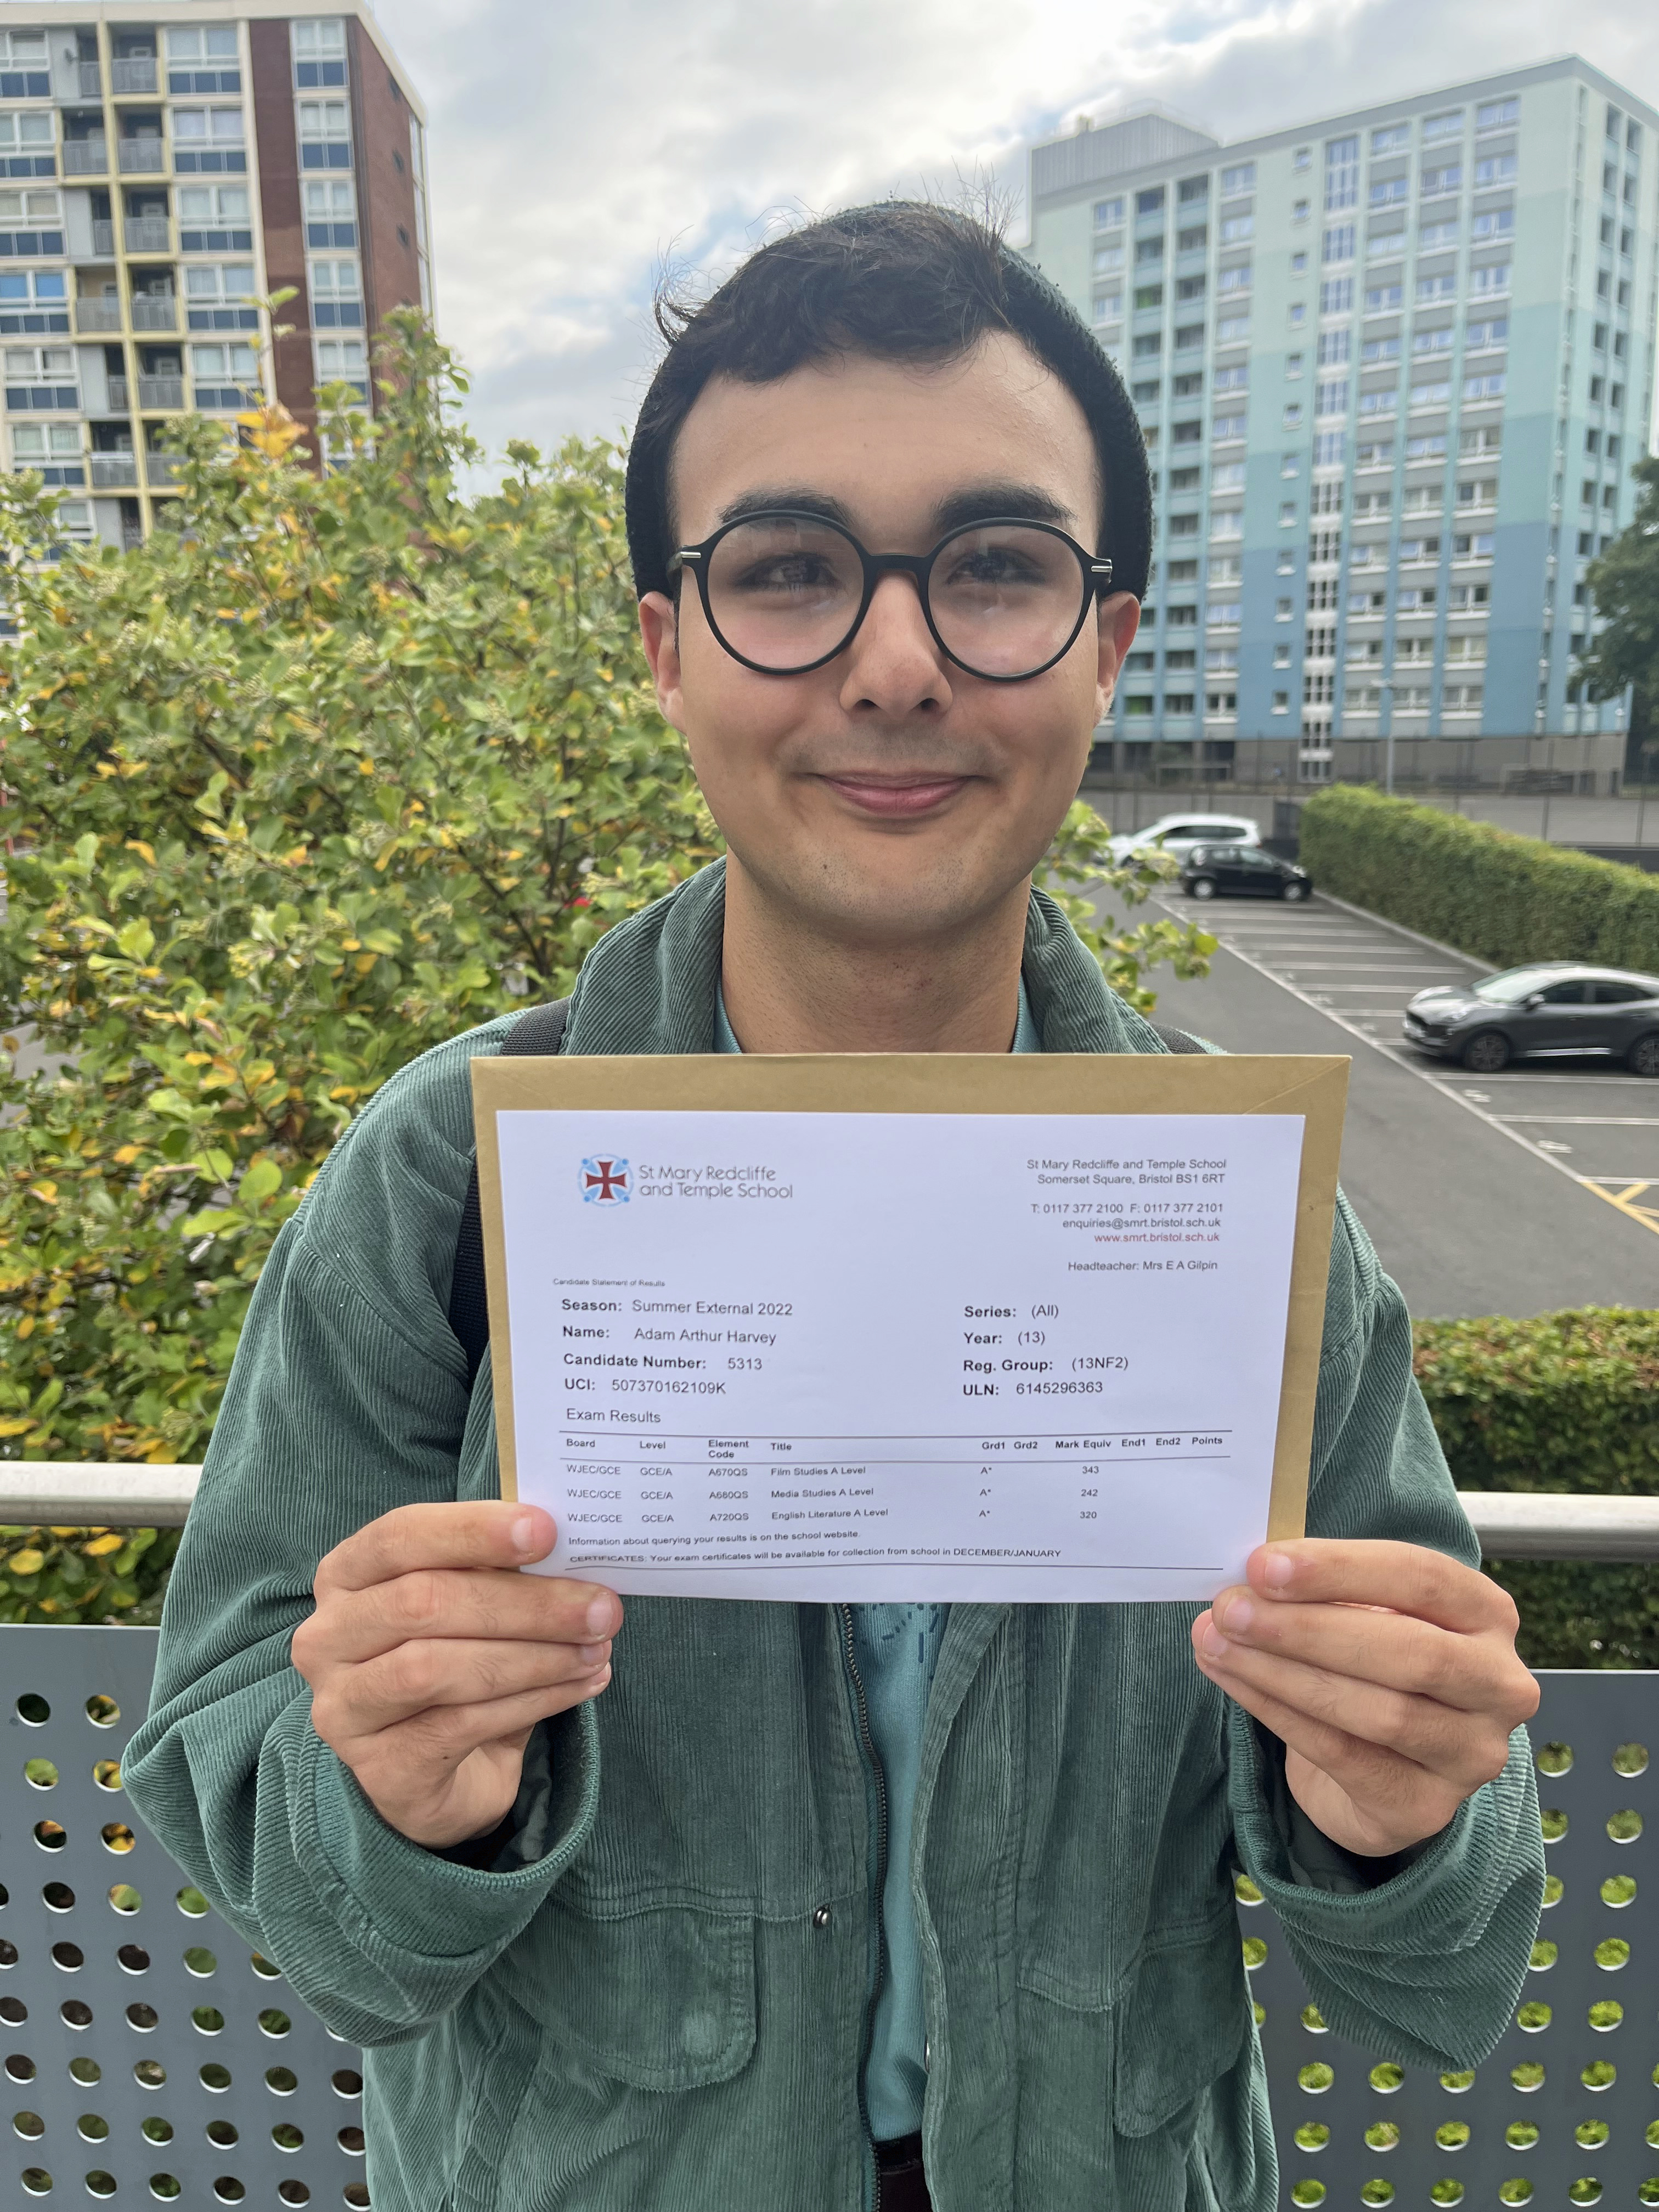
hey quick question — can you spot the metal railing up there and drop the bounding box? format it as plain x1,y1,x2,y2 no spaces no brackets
122,215,171,254
109,55,159,94
88,454,139,488
60,139,108,177
129,294,176,331
10,1464,1656,1554
117,138,166,175
136,374,183,410
90,218,115,257
76,58,102,98
104,376,129,410
0,1464,1651,2211
74,299,122,332
144,452,182,486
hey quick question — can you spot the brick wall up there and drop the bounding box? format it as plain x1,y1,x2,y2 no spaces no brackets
248,16,317,447
346,16,421,355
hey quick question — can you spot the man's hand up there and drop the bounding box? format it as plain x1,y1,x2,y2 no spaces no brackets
1190,1538,1539,1858
292,1503,620,1851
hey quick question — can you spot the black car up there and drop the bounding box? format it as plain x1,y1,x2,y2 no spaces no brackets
1180,844,1313,902
1403,962,1659,1075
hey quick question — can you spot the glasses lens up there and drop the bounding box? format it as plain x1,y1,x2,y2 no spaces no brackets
704,516,864,670
927,524,1086,678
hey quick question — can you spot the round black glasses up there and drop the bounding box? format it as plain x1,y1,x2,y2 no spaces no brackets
669,509,1115,684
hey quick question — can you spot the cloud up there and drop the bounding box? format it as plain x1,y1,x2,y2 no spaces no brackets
369,0,1658,470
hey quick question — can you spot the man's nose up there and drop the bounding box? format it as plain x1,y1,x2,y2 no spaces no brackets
837,571,952,716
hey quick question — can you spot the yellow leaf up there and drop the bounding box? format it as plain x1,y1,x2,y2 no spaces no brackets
123,839,157,865
83,1533,124,1558
16,1318,33,1340
29,1182,58,1204
48,1526,81,1537
0,1419,33,1436
358,758,375,775
112,1144,140,1166
7,1549,44,1575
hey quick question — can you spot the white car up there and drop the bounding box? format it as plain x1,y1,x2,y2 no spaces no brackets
1107,812,1262,866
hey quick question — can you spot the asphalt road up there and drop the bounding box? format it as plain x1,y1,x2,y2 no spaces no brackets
1138,888,1658,1318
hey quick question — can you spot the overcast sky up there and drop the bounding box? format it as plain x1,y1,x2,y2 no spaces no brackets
371,0,1659,474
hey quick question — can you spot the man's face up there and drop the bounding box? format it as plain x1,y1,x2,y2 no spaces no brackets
638,332,1139,947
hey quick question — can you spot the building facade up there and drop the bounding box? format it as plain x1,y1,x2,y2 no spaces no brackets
1027,58,1659,792
0,2,429,550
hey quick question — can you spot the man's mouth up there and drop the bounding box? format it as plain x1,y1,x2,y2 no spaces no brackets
816,772,970,819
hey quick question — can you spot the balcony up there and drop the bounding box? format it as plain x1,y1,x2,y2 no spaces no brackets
145,451,182,485
105,375,129,409
123,216,170,254
109,55,159,95
74,298,121,332
118,138,166,176
137,375,184,410
91,218,115,256
130,294,176,332
60,139,108,177
89,453,138,487
76,59,102,98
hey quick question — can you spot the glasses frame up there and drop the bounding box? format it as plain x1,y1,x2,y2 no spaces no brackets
670,509,1116,684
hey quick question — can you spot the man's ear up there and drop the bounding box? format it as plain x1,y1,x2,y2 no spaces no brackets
1094,591,1142,721
639,592,687,733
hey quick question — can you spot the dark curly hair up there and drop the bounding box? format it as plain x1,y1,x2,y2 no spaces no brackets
623,202,1151,604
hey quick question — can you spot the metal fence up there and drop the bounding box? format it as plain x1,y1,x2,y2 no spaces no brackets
0,1626,366,2208
1,1472,1652,2208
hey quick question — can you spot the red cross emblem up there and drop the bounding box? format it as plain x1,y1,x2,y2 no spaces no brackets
580,1156,630,1204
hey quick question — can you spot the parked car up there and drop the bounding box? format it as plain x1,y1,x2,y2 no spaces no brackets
1403,963,1659,1075
1107,812,1261,866
1180,844,1313,903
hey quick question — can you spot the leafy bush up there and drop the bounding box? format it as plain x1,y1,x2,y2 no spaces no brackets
1299,785,1659,973
0,1525,179,1625
1413,1308,1659,1667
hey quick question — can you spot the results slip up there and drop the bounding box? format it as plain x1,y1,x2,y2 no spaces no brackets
472,1054,1348,1604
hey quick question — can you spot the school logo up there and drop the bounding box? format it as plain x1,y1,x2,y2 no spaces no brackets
580,1156,631,1206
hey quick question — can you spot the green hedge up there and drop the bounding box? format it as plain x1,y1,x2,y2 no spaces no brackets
1414,1308,1659,1668
1300,785,1659,973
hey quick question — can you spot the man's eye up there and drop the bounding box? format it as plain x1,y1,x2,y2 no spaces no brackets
733,556,839,592
944,550,1039,588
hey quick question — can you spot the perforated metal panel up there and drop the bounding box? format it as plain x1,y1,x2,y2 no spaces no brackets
0,1626,368,2207
1245,1670,1658,2210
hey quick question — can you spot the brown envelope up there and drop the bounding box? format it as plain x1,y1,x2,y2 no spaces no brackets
472,1053,1349,1548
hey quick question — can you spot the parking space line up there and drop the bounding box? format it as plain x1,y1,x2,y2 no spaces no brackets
1494,1116,1659,1127
1582,1182,1659,1237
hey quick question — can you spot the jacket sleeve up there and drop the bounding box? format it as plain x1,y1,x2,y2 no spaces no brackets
1228,1197,1544,2070
123,1039,601,2047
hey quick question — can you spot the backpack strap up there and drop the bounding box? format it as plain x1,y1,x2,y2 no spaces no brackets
1147,1020,1206,1054
449,998,570,1388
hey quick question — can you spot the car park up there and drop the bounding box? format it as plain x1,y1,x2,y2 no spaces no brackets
1180,844,1313,903
1106,812,1260,866
1402,962,1659,1075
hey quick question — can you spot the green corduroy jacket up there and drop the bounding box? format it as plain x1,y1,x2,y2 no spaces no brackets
125,861,1543,2212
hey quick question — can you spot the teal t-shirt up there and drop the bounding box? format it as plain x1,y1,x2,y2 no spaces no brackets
715,978,1042,2140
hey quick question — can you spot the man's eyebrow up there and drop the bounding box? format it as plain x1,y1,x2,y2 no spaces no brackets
930,483,1078,536
709,488,857,533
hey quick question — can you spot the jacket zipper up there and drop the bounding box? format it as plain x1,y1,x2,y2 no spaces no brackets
837,1601,889,2202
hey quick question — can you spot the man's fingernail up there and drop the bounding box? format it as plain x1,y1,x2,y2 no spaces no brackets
578,1642,609,1667
1218,1594,1254,1635
510,1512,539,1556
586,1595,616,1638
1262,1549,1295,1589
1199,1622,1230,1660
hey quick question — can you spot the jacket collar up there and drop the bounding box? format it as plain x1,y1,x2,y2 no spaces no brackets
561,856,1165,1060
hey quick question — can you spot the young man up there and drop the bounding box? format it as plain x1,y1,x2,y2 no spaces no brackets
127,207,1542,2212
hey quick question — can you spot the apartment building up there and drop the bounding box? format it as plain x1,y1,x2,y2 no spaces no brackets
1027,58,1659,792
0,2,429,550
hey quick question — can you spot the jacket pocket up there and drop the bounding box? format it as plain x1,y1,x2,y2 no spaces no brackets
1111,1910,1248,2137
510,1899,757,2093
